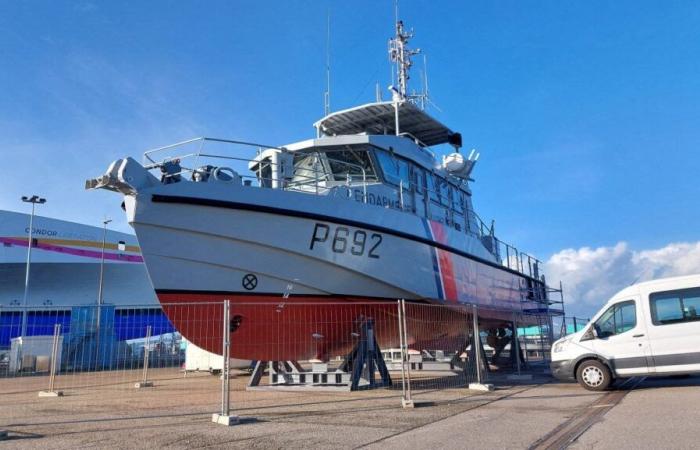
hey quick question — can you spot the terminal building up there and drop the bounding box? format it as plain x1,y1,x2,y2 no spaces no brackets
0,209,172,348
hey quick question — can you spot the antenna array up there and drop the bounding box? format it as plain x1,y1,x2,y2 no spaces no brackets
388,19,432,109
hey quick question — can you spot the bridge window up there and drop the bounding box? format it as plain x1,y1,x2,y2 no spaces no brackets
426,173,440,204
413,167,425,193
292,153,324,186
376,151,410,187
325,149,378,182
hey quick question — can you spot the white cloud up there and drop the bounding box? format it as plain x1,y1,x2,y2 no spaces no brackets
545,241,700,318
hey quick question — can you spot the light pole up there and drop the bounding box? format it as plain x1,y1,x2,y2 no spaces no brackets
21,195,46,338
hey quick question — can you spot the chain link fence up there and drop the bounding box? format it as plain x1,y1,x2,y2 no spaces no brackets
1,300,561,423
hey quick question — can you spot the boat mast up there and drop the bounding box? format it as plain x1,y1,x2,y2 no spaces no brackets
388,20,420,102
324,10,331,116
388,19,427,136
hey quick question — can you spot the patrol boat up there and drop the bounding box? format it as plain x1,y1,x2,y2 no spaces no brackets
87,20,557,361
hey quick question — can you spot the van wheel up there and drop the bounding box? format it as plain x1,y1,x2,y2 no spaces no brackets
576,360,612,391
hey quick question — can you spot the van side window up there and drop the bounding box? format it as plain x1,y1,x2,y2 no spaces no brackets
594,300,636,338
650,287,700,325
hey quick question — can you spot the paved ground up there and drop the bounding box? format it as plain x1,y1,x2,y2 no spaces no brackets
571,376,700,450
1,369,699,449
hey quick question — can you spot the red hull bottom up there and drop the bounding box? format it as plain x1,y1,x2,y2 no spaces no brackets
157,293,524,361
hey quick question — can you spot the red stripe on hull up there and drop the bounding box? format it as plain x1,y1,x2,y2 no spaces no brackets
429,221,459,301
157,293,489,361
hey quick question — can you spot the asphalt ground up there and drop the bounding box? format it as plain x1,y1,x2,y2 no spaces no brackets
1,369,699,449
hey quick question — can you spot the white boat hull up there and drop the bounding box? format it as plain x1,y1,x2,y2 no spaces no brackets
127,182,540,314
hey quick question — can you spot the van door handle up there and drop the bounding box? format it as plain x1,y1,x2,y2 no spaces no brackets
633,334,645,338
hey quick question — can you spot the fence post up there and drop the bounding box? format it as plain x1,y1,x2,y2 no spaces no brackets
546,314,555,363
397,301,406,402
469,304,493,392
507,312,532,381
135,325,154,388
38,324,63,397
514,312,522,376
213,299,239,425
399,299,414,408
522,320,530,366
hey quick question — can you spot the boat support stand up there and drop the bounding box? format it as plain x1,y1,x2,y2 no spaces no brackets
246,318,392,391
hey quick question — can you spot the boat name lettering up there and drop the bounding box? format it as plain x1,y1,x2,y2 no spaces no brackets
309,223,382,259
353,190,401,210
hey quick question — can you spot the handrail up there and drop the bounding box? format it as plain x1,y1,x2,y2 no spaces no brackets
146,139,377,198
143,136,544,280
397,132,436,158
143,137,284,165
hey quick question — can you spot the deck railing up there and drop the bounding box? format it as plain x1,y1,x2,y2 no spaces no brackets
141,137,545,282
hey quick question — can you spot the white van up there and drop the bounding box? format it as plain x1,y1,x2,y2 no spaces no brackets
550,274,700,391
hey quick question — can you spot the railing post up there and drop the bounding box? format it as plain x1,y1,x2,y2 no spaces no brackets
399,299,414,408
135,326,154,388
469,304,493,391
38,323,63,397
213,299,238,425
314,153,320,195
362,168,367,203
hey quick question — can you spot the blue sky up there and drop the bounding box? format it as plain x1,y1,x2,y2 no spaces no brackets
1,1,699,315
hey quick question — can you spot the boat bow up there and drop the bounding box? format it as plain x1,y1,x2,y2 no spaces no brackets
85,157,159,195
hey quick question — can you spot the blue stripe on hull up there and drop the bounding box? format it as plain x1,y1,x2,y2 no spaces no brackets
421,219,444,300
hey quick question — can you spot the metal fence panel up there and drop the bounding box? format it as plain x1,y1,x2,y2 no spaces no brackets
1,300,563,424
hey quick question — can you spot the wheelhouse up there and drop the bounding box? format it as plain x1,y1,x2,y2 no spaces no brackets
246,135,497,260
